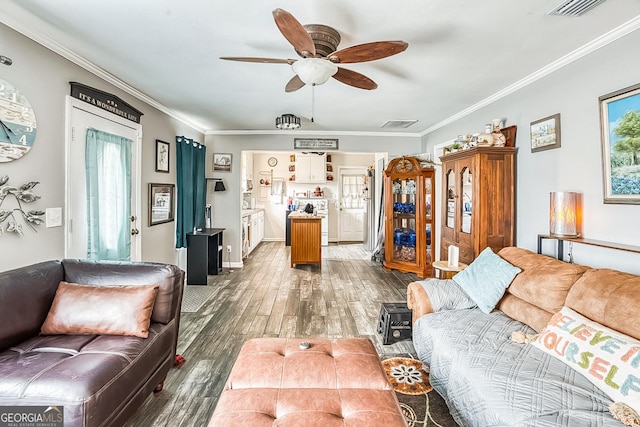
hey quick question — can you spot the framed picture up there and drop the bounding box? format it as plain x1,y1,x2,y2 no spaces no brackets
213,153,232,172
600,83,640,204
530,114,561,153
148,183,175,226
155,140,170,173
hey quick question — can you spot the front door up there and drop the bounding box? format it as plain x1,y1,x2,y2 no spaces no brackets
65,97,141,260
338,167,367,242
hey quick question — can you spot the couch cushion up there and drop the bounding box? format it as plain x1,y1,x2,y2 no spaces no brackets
413,308,622,426
533,306,640,414
565,268,640,341
497,247,589,332
41,282,159,338
61,259,183,325
452,247,521,314
0,261,63,352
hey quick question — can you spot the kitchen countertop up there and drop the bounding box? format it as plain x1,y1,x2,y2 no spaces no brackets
241,208,264,217
288,211,326,219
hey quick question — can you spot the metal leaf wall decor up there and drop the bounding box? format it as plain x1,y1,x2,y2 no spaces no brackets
0,175,44,236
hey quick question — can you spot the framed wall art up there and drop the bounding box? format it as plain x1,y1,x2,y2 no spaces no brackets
600,83,640,204
155,140,170,173
149,183,175,226
530,114,561,153
213,153,232,172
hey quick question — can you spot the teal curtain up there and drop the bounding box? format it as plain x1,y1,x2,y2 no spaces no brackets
85,128,132,260
176,136,206,248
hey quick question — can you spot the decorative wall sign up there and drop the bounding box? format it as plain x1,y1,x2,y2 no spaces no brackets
70,82,143,123
294,138,339,150
0,78,37,162
600,83,640,204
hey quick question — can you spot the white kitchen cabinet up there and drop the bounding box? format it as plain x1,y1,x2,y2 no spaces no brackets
295,153,326,183
248,210,265,253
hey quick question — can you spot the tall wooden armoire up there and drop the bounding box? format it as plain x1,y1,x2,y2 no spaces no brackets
440,146,516,265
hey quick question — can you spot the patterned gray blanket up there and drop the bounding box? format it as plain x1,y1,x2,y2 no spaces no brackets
413,309,623,426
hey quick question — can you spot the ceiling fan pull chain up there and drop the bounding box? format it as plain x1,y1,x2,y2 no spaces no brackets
311,83,315,123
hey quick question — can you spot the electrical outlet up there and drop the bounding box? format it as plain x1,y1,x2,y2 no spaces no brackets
226,245,232,253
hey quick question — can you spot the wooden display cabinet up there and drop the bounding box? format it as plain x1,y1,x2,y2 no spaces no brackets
383,157,435,278
440,146,516,265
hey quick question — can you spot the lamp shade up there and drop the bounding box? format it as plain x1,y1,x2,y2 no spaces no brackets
214,180,226,192
291,58,338,85
550,192,579,237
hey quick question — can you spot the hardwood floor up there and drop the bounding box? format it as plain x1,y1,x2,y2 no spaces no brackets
125,241,419,427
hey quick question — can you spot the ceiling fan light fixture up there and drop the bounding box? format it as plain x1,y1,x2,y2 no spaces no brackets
292,58,338,85
275,114,301,130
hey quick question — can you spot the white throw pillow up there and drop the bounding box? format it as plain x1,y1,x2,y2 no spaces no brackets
533,306,640,413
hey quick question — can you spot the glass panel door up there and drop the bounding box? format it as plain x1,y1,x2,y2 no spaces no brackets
446,170,455,228
460,167,472,234
424,176,433,264
391,178,416,263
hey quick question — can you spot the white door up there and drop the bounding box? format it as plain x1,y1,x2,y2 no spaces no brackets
338,167,367,242
65,97,142,260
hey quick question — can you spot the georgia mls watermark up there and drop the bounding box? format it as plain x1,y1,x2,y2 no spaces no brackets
0,406,63,427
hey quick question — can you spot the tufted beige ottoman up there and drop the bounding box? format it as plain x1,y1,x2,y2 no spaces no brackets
208,337,407,427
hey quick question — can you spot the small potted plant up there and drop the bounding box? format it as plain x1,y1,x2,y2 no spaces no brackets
450,143,461,153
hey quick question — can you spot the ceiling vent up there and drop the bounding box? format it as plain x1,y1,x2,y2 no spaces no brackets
381,119,418,129
548,0,607,17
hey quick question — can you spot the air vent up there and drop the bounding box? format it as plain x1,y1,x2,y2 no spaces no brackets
548,0,606,17
381,119,418,129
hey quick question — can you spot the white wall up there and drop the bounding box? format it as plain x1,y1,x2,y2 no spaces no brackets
0,23,203,271
423,29,640,274
205,133,422,263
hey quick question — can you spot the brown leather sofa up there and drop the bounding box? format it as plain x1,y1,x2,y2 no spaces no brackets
0,259,184,427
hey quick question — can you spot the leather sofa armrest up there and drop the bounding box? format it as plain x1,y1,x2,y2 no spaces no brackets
407,281,434,325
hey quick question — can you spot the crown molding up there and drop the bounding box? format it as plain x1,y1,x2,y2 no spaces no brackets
421,14,640,136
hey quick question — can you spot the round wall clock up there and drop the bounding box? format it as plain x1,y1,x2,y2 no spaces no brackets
0,78,37,162
268,157,278,167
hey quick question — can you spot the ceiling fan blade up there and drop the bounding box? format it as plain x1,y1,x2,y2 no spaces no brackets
272,8,316,57
328,41,408,64
285,75,306,92
332,67,378,90
219,57,295,64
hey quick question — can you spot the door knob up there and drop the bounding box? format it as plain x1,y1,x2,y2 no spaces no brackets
131,229,139,235
130,216,137,222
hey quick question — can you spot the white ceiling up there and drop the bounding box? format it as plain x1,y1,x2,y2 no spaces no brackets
1,0,639,135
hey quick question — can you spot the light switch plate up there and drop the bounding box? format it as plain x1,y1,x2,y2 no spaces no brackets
46,207,63,228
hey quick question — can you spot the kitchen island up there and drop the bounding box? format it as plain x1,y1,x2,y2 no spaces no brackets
289,211,324,268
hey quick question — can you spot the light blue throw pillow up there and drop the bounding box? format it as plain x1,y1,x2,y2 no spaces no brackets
452,247,521,314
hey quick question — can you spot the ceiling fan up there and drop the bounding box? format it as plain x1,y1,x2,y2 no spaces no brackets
220,8,408,92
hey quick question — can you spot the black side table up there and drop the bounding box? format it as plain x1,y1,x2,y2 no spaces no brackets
377,302,412,345
186,228,224,285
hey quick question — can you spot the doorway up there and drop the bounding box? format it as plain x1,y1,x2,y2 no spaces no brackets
65,97,142,261
338,167,367,242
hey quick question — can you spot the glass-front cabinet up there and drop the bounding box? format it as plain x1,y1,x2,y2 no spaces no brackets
440,146,516,265
383,157,435,278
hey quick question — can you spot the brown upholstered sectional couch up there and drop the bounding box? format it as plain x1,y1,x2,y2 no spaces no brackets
0,259,184,427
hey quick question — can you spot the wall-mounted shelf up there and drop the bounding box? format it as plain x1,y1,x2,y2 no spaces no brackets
537,233,640,260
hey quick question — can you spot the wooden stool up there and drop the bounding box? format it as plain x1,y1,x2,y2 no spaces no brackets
433,260,468,279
